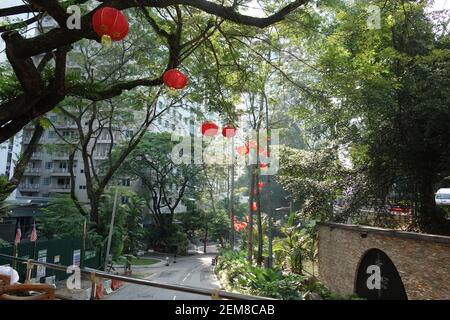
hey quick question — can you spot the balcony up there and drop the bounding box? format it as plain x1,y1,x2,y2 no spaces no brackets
52,152,70,159
56,121,78,129
94,153,108,159
19,183,40,191
51,185,71,193
23,167,41,175
51,168,71,176
30,152,43,159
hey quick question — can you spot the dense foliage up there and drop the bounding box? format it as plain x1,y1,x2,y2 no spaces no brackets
215,249,358,300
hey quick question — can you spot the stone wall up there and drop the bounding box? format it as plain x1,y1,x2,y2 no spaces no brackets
318,222,450,300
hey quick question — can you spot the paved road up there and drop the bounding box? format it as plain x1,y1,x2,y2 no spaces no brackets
105,245,221,300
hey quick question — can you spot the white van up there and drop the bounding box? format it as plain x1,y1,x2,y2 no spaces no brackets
435,188,450,206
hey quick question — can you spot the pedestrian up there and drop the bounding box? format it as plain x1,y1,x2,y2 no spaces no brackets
0,265,20,285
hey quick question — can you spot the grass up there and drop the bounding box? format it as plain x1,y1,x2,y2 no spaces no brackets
114,257,160,266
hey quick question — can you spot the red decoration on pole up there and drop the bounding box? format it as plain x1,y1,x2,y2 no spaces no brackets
259,162,268,169
201,121,218,136
251,202,257,211
163,69,188,89
258,182,265,190
92,7,129,46
222,126,237,138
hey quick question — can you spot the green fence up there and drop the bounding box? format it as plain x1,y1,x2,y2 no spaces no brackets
0,238,101,283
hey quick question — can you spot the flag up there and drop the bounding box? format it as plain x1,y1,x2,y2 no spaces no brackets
14,222,22,245
30,220,37,242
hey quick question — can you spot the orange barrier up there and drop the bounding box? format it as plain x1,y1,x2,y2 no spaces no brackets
95,283,104,300
111,279,123,291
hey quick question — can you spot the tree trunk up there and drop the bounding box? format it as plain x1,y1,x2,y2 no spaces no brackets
203,224,208,253
417,175,448,234
255,171,263,266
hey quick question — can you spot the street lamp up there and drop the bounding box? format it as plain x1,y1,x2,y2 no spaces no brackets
104,187,119,271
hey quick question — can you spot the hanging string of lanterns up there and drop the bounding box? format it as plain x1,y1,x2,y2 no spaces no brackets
92,7,129,47
91,8,191,91
200,122,238,138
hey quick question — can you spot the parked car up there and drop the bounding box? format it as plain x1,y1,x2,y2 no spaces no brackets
435,188,450,206
387,204,412,215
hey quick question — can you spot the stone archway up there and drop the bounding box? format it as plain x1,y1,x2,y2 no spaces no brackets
355,248,408,300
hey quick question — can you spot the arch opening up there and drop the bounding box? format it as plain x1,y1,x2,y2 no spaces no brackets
355,248,408,300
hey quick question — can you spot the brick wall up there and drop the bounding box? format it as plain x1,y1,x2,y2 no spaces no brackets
318,222,450,300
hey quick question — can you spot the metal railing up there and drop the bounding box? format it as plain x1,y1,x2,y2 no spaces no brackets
0,254,274,301
19,183,40,190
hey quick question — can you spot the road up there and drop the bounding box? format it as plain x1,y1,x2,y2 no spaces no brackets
105,245,220,300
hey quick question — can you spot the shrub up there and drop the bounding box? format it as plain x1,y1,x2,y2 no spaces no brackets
216,249,349,300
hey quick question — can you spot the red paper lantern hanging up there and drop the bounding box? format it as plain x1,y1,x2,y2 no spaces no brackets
201,121,218,136
163,69,188,90
92,7,129,46
222,125,237,138
251,202,257,211
236,145,249,156
259,162,268,169
258,182,265,190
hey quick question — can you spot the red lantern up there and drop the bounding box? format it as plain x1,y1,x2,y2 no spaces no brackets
92,7,129,45
236,145,249,156
258,182,265,190
201,121,218,136
251,202,257,211
259,162,268,169
222,125,237,138
163,69,188,90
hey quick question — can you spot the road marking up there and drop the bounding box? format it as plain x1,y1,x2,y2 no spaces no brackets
181,263,202,284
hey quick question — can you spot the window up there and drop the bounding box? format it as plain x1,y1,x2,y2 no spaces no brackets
49,115,57,123
79,185,86,190
48,131,55,139
121,178,130,186
43,178,50,186
45,162,52,170
57,178,70,186
80,169,84,173
121,196,130,204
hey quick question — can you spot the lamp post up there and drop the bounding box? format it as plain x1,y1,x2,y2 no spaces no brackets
104,187,119,271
